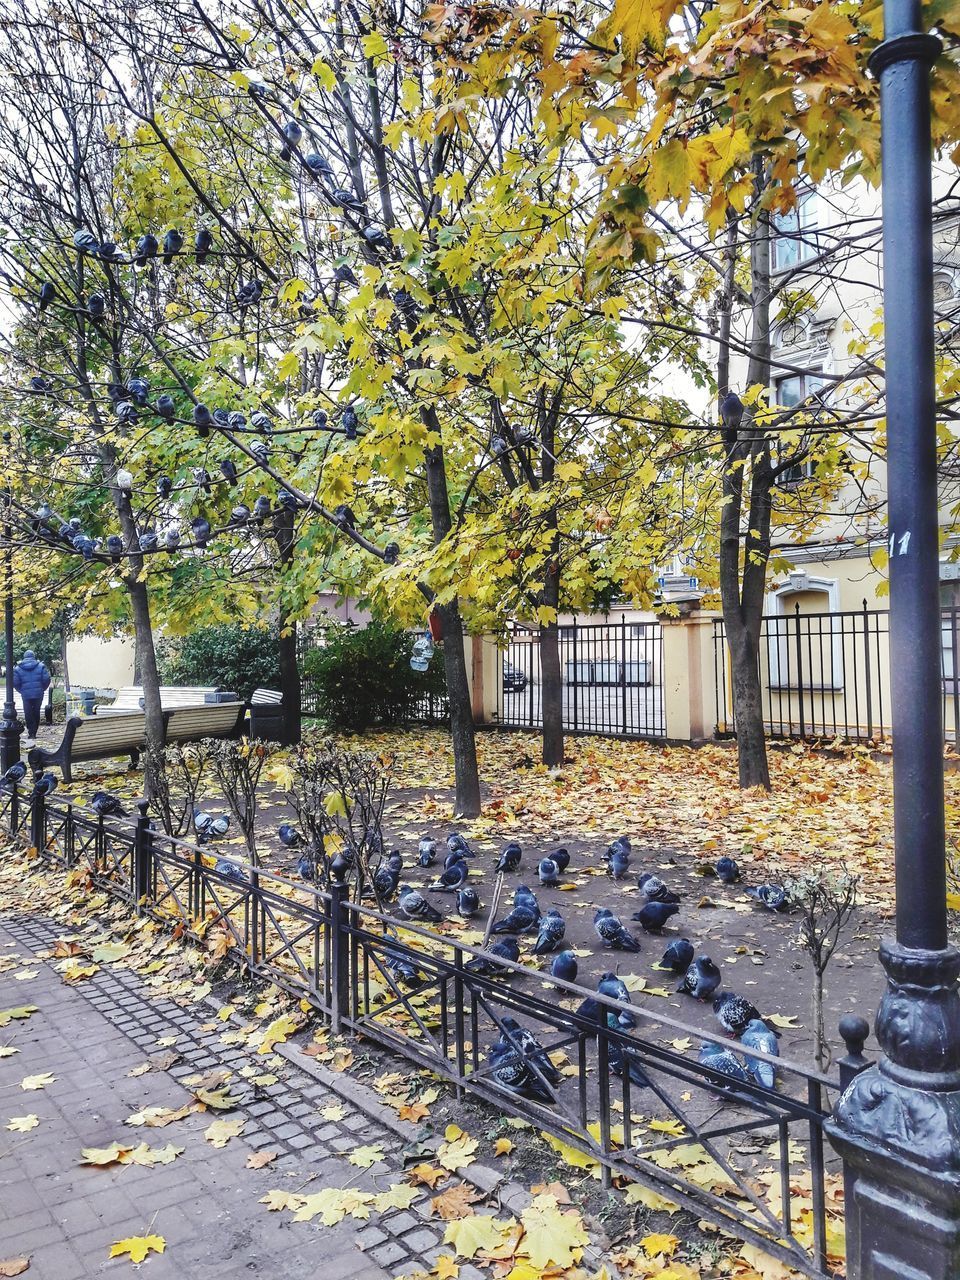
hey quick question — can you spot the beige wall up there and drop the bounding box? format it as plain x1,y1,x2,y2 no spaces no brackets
65,634,135,692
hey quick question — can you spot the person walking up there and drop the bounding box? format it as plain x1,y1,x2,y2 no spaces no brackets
13,650,51,745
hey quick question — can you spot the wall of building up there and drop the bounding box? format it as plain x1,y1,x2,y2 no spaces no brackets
65,634,136,693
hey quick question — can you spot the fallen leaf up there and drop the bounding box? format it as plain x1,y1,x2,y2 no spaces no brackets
409,1163,447,1189
640,1232,680,1258
0,1260,29,1277
246,1150,278,1169
108,1235,165,1263
398,1101,431,1123
438,1124,478,1171
19,1074,54,1092
5,1115,38,1133
431,1183,479,1221
494,1137,514,1157
0,1047,19,1058
766,1014,799,1028
319,1102,345,1121
261,1189,305,1212
519,1194,590,1269
125,1102,195,1127
0,1007,37,1028
349,1144,384,1169
204,1117,246,1148
433,1255,459,1280
444,1213,516,1260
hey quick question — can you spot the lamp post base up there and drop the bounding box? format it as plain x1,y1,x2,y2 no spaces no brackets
826,941,960,1280
0,714,20,774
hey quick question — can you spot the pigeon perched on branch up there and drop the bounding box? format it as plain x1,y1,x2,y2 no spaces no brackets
38,281,56,311
279,119,302,160
194,228,214,263
162,229,183,264
134,233,158,266
156,395,176,423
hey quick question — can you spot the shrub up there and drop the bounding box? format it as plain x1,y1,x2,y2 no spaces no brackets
157,624,281,701
302,622,446,731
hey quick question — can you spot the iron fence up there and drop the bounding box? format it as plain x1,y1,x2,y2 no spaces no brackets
713,602,960,747
497,619,665,740
12,782,857,1278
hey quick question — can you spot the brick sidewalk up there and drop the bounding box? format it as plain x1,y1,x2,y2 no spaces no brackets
0,915,451,1279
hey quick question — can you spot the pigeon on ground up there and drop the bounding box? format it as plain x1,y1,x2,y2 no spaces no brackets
741,1018,779,1089
489,1032,555,1103
491,895,540,934
398,884,443,924
677,956,721,1000
598,972,636,1029
430,858,468,891
456,886,480,918
32,772,57,798
491,1016,562,1101
383,943,426,988
193,808,230,841
447,832,475,860
214,858,245,883
699,1039,750,1086
465,937,519,975
551,950,578,985
632,901,681,934
637,872,681,904
594,908,640,952
605,1016,650,1087
746,883,790,912
606,835,631,862
90,790,127,818
1,761,27,788
608,848,631,879
162,229,184,264
716,856,739,884
296,854,314,881
278,824,303,849
538,857,559,887
418,835,438,866
551,848,570,873
533,909,565,954
658,938,694,973
713,991,764,1038
496,841,522,872
372,856,402,900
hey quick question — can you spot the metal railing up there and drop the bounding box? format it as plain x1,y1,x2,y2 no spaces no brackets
13,782,856,1278
497,619,665,740
713,602,960,747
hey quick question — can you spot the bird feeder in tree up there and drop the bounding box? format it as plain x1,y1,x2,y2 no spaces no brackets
428,608,443,644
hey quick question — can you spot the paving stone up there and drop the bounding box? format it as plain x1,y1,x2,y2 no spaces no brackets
386,1211,419,1236
400,1228,439,1253
369,1240,408,1267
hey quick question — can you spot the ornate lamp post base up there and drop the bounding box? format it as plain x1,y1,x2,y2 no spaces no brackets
827,943,960,1279
0,711,19,774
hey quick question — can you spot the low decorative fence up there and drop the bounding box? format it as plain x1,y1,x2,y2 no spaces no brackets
5,781,862,1279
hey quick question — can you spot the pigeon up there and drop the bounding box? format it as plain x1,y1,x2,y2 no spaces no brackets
372,859,401,900
97,240,120,261
713,992,764,1038
746,883,790,912
133,233,159,266
220,459,238,485
489,1029,555,1104
278,824,302,848
593,908,640,952
430,858,469,891
214,858,246,883
330,186,363,210
392,289,421,325
304,151,334,179
446,832,474,859
237,279,263,308
658,938,694,974
362,224,391,253
533,909,565,955
607,1024,650,1088
716,856,739,884
608,848,631,879
490,434,509,457
73,229,98,253
334,263,358,287
127,378,150,406
162,228,184,264
73,534,97,560
32,772,58,798
213,409,230,429
341,406,359,439
194,228,214,263
538,857,559,886
1,761,27,788
193,403,212,436
398,884,443,924
465,937,519,975
383,943,427,988
253,495,272,523
250,438,270,464
156,395,176,422
551,848,570,873
193,467,212,495
492,897,540,934
106,535,124,565
496,841,522,872
598,972,636,1029
741,1018,779,1089
551,950,578,986
230,505,250,528
156,476,173,499
190,517,211,548
719,390,744,442
228,411,247,431
417,835,438,866
30,376,51,394
277,490,298,513
297,854,315,881
90,790,127,818
631,901,681,933
699,1040,750,1086
279,119,302,160
456,886,480,917
677,956,722,1000
333,503,356,530
637,873,681,904
38,281,56,311
251,411,273,434
606,835,631,861
86,293,106,322
115,401,138,425
163,527,180,553
194,808,230,841
312,409,329,429
383,542,399,564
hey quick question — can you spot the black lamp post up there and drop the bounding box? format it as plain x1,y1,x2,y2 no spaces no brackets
824,3,960,1277
0,432,20,773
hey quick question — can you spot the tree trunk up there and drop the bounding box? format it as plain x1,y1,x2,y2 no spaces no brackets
127,578,164,797
728,625,770,789
274,509,302,746
436,600,481,816
539,400,564,767
813,968,827,1070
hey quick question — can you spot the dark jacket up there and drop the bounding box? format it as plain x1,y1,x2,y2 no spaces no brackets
13,652,51,702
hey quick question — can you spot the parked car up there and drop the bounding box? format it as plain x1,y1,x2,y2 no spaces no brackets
503,662,528,693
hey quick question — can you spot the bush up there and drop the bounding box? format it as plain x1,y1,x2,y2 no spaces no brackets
302,622,446,731
157,624,281,701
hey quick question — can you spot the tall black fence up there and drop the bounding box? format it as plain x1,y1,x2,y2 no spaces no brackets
713,602,960,747
497,619,665,740
8,779,861,1279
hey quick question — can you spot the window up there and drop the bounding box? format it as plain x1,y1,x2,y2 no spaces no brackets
771,189,819,272
775,371,825,484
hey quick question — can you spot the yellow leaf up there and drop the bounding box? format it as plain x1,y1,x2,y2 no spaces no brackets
623,1182,679,1213
0,1260,30,1277
108,1235,165,1264
444,1214,516,1260
311,57,336,91
320,1102,345,1121
640,1232,680,1257
438,1124,478,1171
0,1006,37,1027
648,1118,685,1137
519,1194,590,1269
257,1013,298,1054
766,1014,799,1028
204,1117,245,1148
20,1073,54,1091
349,1144,384,1169
5,1115,38,1132
260,1189,305,1212
494,1137,514,1156
433,1255,459,1280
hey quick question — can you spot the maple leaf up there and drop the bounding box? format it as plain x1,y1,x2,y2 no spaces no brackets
433,1255,459,1280
398,1101,431,1123
319,1102,345,1121
518,1194,589,1269
0,1047,19,1058
257,1012,299,1054
349,1144,384,1169
204,1117,245,1147
0,1260,29,1277
409,1163,447,1188
648,1118,685,1137
0,1006,37,1028
374,1184,420,1212
19,1073,54,1091
431,1183,479,1221
82,1142,135,1166
623,1182,679,1213
246,1150,278,1169
444,1214,517,1260
5,1115,38,1133
438,1124,478,1171
494,1137,514,1156
260,1189,305,1212
108,1235,165,1263
640,1232,680,1257
125,1102,195,1127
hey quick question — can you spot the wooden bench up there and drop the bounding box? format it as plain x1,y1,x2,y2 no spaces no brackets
95,686,227,715
248,688,285,741
28,702,246,783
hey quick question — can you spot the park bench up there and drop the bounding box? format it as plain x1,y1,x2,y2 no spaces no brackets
96,685,228,714
28,701,246,783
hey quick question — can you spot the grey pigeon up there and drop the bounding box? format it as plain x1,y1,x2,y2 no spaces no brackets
398,884,442,924
746,883,790,912
631,901,680,933
496,842,522,872
741,1018,779,1089
677,956,721,1000
533,909,565,955
699,1040,750,1086
658,938,694,973
713,991,763,1038
465,938,519,975
417,835,438,866
593,908,640,952
162,229,183,263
